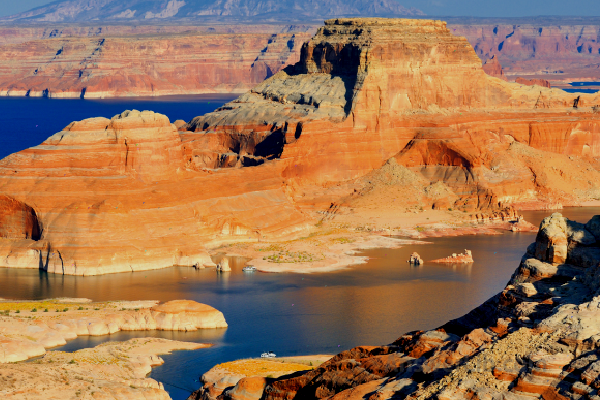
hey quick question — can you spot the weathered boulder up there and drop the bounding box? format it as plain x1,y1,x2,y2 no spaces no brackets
217,258,232,272
535,213,568,264
222,377,268,400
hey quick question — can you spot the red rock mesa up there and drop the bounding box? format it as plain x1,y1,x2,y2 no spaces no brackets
0,18,599,275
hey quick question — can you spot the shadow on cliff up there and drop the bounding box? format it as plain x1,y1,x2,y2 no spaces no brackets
283,41,366,116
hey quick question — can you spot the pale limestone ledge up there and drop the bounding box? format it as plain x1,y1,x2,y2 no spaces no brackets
0,299,227,362
0,337,207,400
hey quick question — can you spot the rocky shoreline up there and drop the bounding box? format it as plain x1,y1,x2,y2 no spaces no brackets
0,299,227,398
0,299,226,362
188,212,600,400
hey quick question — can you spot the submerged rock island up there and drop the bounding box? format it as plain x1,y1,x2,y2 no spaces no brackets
0,18,599,275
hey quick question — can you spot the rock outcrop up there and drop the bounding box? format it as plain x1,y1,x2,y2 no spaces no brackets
408,252,423,265
453,21,600,86
0,299,227,362
482,55,507,81
1,337,206,400
0,29,312,98
1,18,600,275
431,249,473,264
0,109,310,274
1,19,598,97
516,77,552,88
220,213,600,400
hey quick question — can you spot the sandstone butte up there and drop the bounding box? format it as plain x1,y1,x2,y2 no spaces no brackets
1,18,600,275
0,20,599,98
187,212,600,400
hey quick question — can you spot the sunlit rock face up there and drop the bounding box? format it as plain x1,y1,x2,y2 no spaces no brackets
1,18,600,275
0,29,312,98
197,213,600,400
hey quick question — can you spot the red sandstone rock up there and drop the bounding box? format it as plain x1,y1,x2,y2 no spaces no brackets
483,55,508,81
515,77,551,88
0,29,311,98
0,196,40,240
452,23,600,86
2,18,600,276
222,376,268,400
430,250,473,264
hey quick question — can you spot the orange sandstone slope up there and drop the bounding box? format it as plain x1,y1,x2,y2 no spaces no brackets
0,111,310,275
1,17,600,275
188,18,600,211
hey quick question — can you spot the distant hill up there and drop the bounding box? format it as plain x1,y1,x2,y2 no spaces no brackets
0,0,425,23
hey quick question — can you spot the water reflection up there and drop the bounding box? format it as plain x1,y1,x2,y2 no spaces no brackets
0,207,598,400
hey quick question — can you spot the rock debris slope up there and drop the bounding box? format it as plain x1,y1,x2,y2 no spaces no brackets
1,18,600,275
187,213,600,400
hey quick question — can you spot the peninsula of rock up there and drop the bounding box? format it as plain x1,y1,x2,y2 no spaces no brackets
0,18,599,275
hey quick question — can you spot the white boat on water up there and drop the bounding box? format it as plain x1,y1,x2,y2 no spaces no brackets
243,266,257,272
261,351,276,358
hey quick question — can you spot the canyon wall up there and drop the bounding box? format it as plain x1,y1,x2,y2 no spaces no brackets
0,18,600,275
0,19,599,98
0,26,313,97
454,23,600,85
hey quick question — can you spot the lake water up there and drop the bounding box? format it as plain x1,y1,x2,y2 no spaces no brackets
0,94,237,159
564,81,600,94
0,97,599,399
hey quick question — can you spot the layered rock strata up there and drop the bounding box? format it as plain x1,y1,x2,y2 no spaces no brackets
0,109,310,274
1,337,206,400
1,18,600,275
199,213,600,400
0,29,312,97
454,23,600,86
1,20,599,97
482,55,507,81
0,299,227,362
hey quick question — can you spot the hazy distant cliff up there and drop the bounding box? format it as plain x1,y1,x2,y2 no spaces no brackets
0,17,599,98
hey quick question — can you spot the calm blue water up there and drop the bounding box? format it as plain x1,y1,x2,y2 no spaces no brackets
0,97,599,400
0,95,237,159
565,81,600,94
570,82,600,87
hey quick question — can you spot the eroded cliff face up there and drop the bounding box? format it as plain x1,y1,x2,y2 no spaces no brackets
0,30,311,97
1,18,600,275
192,213,600,400
454,23,600,85
0,110,310,275
1,20,598,98
186,18,600,211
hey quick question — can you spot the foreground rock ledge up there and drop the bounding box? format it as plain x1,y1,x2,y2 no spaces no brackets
0,299,227,362
0,18,599,275
1,337,207,400
189,213,600,400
